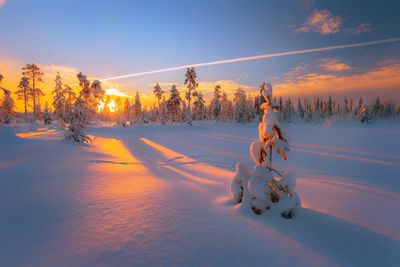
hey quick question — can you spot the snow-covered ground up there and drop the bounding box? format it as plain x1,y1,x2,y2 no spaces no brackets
0,122,399,267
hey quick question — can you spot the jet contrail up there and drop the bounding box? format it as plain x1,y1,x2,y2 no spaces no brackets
94,37,399,82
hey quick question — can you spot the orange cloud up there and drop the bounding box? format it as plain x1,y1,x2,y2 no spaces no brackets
297,9,341,34
274,62,400,98
318,58,351,72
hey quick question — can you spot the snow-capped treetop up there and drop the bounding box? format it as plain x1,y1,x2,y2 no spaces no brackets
19,77,30,87
0,87,11,95
153,83,164,103
90,80,105,99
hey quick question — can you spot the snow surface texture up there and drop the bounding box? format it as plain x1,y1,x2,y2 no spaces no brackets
0,122,399,266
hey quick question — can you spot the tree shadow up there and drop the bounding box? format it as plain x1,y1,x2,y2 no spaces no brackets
234,206,400,266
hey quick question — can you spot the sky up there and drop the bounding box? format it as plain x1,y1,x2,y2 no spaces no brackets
1,0,400,110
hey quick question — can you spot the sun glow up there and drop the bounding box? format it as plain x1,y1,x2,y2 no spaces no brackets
98,99,117,112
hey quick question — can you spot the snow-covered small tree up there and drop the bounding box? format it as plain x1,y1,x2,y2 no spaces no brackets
211,85,222,121
65,97,90,143
184,67,198,126
160,95,168,125
122,98,131,127
43,102,52,125
63,85,76,126
65,73,98,143
0,87,15,124
15,77,31,122
131,92,142,124
52,72,66,123
233,87,248,123
359,102,369,123
230,83,300,218
167,84,182,122
192,91,206,120
153,83,164,124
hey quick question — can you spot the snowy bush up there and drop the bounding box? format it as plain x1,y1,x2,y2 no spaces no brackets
230,83,301,218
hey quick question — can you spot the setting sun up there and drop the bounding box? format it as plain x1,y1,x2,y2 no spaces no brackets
98,99,117,113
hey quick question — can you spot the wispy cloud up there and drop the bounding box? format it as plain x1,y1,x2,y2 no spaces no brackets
297,9,341,34
0,0,6,8
354,23,374,35
318,58,351,72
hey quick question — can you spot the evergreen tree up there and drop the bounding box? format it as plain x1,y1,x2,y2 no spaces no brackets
211,85,222,121
22,63,44,121
43,102,52,125
297,98,304,121
372,96,382,119
167,84,182,122
123,98,131,126
153,83,164,112
15,77,31,122
63,85,76,126
52,72,66,123
192,91,206,120
233,87,248,123
132,92,142,123
327,96,333,116
0,87,15,124
231,83,299,217
184,67,198,126
359,102,369,123
220,91,231,122
160,95,168,125
65,73,95,143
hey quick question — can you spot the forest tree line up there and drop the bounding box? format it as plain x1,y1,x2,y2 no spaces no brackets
1,65,399,128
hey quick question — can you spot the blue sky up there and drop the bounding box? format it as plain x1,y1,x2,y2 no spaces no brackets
1,0,400,106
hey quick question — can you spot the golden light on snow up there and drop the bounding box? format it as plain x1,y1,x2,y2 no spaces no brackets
16,129,57,139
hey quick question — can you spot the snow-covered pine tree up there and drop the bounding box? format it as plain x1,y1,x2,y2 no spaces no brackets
15,77,31,122
34,87,45,119
123,98,131,126
63,85,76,126
66,73,101,143
153,83,165,123
233,87,248,123
359,102,369,123
167,84,182,122
184,67,198,126
0,86,15,124
297,98,304,121
220,91,230,122
160,95,168,125
192,91,206,120
211,85,222,121
372,96,382,120
22,64,44,121
52,72,67,125
65,96,90,143
43,102,52,125
230,83,300,218
132,92,142,124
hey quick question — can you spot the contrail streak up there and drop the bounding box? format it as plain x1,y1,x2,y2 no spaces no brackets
95,37,399,82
